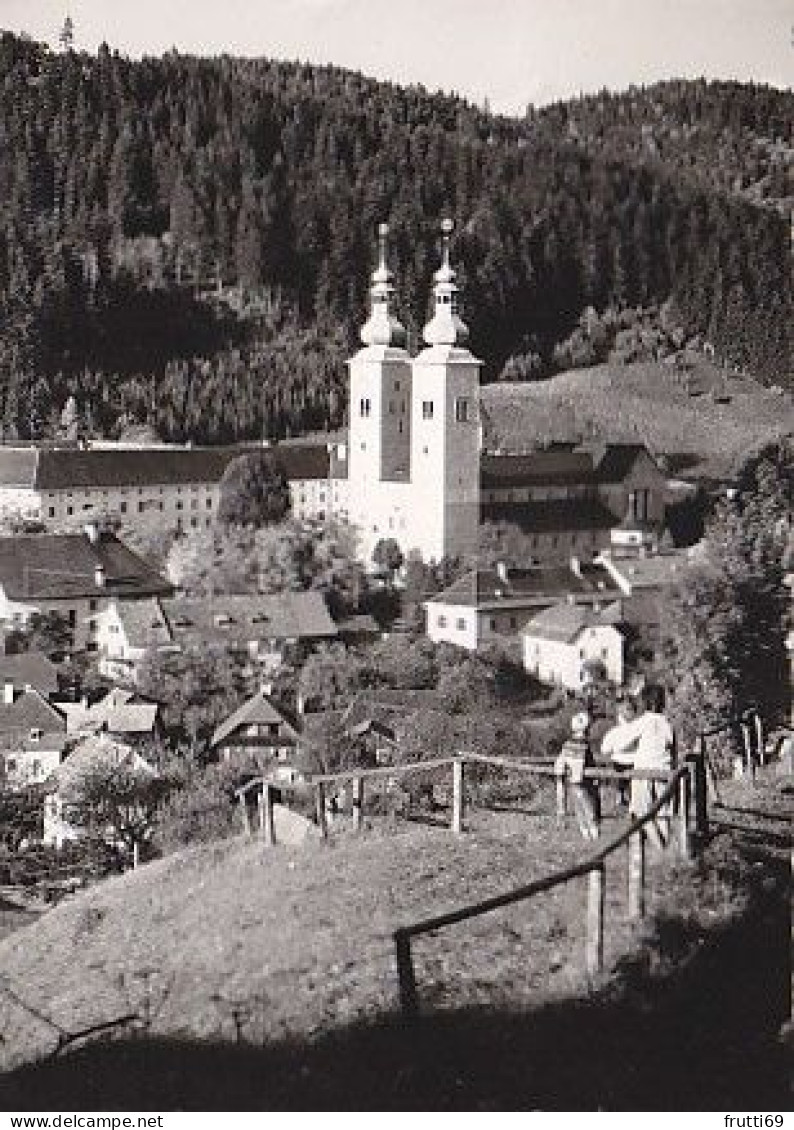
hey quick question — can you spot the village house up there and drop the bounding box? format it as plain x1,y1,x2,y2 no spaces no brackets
424,559,624,653
210,689,301,780
0,683,70,788
521,600,624,691
94,597,177,683
0,526,172,653
55,687,162,743
161,590,339,671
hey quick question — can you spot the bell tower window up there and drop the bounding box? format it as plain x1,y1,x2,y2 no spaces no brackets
455,397,470,423
360,398,371,418
422,401,434,420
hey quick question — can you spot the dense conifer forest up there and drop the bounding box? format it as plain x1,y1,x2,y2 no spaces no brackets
0,31,791,443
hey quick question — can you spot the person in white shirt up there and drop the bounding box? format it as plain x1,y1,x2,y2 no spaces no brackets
601,684,675,848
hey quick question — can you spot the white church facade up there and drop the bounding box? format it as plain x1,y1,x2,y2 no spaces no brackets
338,220,481,563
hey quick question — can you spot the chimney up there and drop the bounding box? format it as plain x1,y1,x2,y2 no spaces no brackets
569,555,582,578
3,681,15,706
84,521,100,545
94,562,106,588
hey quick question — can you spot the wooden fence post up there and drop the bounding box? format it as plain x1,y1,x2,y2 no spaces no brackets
628,826,646,920
394,930,419,1018
693,741,709,840
352,776,364,832
452,757,464,835
239,791,251,837
315,782,328,839
754,713,764,766
556,764,568,819
262,783,275,847
585,863,605,980
677,768,692,860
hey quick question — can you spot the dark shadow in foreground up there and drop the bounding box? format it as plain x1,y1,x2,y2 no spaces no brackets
1,854,789,1111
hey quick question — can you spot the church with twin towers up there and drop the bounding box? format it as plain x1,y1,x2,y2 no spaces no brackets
338,220,482,564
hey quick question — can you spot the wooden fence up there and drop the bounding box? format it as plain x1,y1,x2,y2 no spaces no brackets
392,762,697,1017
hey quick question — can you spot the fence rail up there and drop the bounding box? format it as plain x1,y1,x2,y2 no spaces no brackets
392,763,695,1017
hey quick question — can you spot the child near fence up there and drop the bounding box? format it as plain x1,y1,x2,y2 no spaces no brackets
554,711,600,841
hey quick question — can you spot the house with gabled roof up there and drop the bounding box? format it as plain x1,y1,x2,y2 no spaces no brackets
94,596,176,683
594,443,667,553
0,526,172,653
161,591,338,671
210,689,301,778
0,687,69,788
424,559,623,653
521,600,624,691
56,687,162,742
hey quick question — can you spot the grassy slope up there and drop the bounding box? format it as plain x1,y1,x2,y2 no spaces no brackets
482,361,794,477
0,802,666,1068
0,774,790,1109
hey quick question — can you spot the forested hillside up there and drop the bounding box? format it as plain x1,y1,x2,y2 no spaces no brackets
0,31,791,443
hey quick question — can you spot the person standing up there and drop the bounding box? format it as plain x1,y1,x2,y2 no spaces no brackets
555,711,601,841
600,684,675,849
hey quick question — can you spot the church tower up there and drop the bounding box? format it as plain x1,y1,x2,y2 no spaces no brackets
409,219,481,561
346,224,413,559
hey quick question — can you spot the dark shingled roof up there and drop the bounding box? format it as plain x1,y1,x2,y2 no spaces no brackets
0,533,172,600
162,591,338,649
481,451,594,489
0,689,66,744
0,442,335,492
33,447,238,490
595,444,658,484
0,652,60,695
0,448,38,488
481,498,618,533
427,564,622,611
273,444,330,481
212,690,299,748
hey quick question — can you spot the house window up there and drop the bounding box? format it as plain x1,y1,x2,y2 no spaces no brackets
454,397,470,423
437,615,447,628
360,398,371,418
120,501,127,514
394,380,401,391
48,507,55,518
456,617,466,631
422,401,434,420
206,498,213,509
509,617,517,630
